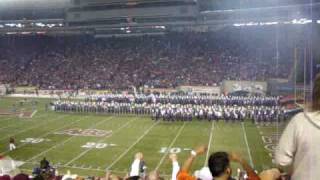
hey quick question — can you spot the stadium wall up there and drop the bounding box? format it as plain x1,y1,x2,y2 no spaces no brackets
178,85,221,95
222,80,267,95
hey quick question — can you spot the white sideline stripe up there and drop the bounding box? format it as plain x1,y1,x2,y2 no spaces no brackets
155,122,186,170
241,122,254,167
106,121,159,170
30,110,38,118
204,121,215,167
1,116,88,154
0,114,65,141
23,161,173,177
64,118,137,166
0,113,47,130
26,116,114,162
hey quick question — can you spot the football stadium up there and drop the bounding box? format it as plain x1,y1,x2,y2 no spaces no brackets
0,0,319,180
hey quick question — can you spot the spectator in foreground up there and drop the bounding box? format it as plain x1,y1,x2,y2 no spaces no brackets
169,154,180,180
0,175,11,180
145,171,163,180
13,173,30,180
208,152,259,180
258,168,281,180
176,145,208,180
176,145,260,180
9,137,16,151
105,171,124,180
40,158,50,170
275,74,320,180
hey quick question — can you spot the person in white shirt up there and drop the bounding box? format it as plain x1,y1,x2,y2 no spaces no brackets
169,154,180,180
275,74,320,180
9,137,16,151
129,152,146,178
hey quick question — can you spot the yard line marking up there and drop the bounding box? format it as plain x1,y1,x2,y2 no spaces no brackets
106,121,159,170
1,116,89,155
30,110,38,118
204,121,215,167
26,116,115,162
155,122,186,170
0,113,46,125
64,118,137,166
0,114,48,131
0,114,66,141
241,122,254,167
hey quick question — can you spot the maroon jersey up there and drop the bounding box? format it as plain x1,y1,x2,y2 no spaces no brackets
9,138,15,144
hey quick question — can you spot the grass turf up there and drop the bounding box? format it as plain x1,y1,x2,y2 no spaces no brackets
0,97,285,177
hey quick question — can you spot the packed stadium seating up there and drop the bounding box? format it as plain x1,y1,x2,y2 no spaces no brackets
0,31,292,90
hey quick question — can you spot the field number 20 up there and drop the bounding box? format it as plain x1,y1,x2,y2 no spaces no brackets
20,138,45,144
81,142,117,149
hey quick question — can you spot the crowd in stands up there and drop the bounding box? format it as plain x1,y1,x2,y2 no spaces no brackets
0,31,292,90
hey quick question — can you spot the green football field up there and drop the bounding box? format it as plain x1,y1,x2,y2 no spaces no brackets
0,97,286,178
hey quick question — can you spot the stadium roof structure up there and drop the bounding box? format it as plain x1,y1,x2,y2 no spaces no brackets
0,0,319,36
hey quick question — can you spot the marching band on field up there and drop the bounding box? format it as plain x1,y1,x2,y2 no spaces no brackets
52,95,287,124
85,94,279,106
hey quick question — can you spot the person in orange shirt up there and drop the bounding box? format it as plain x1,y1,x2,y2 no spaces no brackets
176,145,207,180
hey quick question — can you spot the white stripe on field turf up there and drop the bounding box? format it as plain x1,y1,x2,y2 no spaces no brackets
26,116,115,162
0,113,47,124
105,121,159,170
241,122,254,167
1,116,89,155
30,110,38,118
204,121,215,167
0,114,67,141
155,122,186,170
64,118,137,166
0,114,51,131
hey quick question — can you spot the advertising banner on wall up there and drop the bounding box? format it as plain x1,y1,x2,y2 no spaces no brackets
178,86,221,95
222,80,267,95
